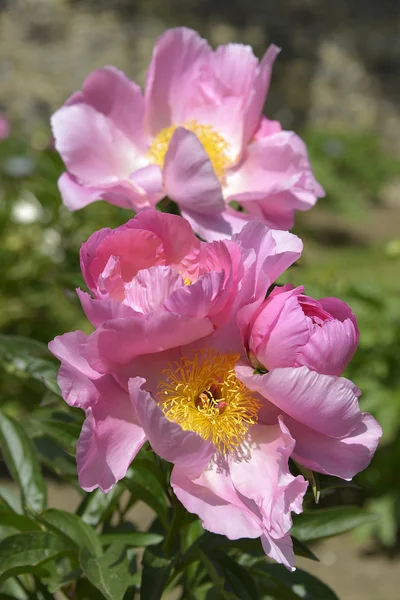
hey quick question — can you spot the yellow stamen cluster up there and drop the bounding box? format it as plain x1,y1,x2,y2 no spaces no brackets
159,349,261,452
147,120,231,179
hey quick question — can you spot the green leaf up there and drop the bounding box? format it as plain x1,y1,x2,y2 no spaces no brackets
291,506,377,541
40,509,102,557
0,508,41,532
77,483,124,527
216,553,260,600
100,532,163,547
0,335,60,396
291,537,319,562
0,532,74,583
0,487,23,514
254,564,340,600
0,410,46,513
140,545,176,600
123,480,169,530
79,543,137,600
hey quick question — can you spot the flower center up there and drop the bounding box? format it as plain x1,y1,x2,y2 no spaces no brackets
159,349,261,452
147,120,231,179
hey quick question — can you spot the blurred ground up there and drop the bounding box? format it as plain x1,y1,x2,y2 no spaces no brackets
2,479,399,600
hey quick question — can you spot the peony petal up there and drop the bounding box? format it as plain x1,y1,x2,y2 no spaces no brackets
251,288,311,370
84,313,214,373
125,265,184,313
77,376,146,493
242,45,280,148
77,288,139,328
130,377,214,477
297,317,359,376
145,27,210,135
48,331,100,410
285,412,383,480
82,66,148,151
237,366,361,438
51,103,141,183
171,463,264,540
163,127,224,213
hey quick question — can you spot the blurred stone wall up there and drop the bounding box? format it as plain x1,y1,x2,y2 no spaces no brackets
1,0,400,151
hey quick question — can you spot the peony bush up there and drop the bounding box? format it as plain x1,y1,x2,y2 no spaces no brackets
0,26,382,600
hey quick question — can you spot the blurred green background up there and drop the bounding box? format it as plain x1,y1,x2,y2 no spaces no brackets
1,1,400,598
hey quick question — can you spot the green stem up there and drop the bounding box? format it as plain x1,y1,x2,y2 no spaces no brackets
163,497,185,557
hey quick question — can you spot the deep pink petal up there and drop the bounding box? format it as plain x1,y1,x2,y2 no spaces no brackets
250,289,311,370
77,376,146,493
145,27,210,135
82,66,147,151
237,366,361,438
130,377,214,477
48,331,100,409
130,210,200,269
296,317,359,376
163,127,224,213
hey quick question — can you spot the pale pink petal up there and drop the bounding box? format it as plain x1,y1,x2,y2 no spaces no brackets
129,165,164,206
129,377,214,477
163,127,224,213
261,532,296,572
242,45,280,148
180,209,234,242
84,313,214,373
48,331,100,409
319,297,359,330
58,173,146,211
82,66,147,151
237,366,361,438
225,131,324,228
285,412,383,480
51,103,141,183
77,288,139,327
125,265,184,313
254,117,282,140
164,272,228,323
145,27,210,134
77,376,146,493
171,464,264,540
228,423,307,540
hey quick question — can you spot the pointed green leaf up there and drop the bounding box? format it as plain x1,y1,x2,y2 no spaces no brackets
0,532,74,583
40,509,102,557
77,483,124,527
254,564,340,600
100,532,163,547
291,506,377,541
0,411,46,513
293,461,320,504
140,545,176,600
80,543,137,600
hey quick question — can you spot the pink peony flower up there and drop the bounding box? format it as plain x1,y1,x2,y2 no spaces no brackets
247,284,359,376
51,27,324,241
49,211,381,568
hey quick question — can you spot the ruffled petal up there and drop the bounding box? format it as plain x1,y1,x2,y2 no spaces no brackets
130,377,214,477
163,127,224,213
77,376,146,492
